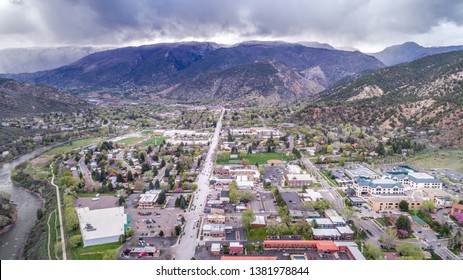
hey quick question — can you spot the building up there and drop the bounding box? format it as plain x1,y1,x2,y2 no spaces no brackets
347,196,367,207
451,204,463,216
285,174,313,188
75,206,128,247
353,177,404,197
408,173,442,189
313,229,341,240
337,226,354,240
138,190,161,208
302,189,323,202
211,243,221,255
251,215,266,227
211,206,225,215
328,216,346,227
220,190,230,202
202,224,226,239
229,168,260,181
368,196,423,212
236,176,254,190
229,242,244,255
207,214,226,224
345,165,379,179
310,218,335,228
422,189,452,206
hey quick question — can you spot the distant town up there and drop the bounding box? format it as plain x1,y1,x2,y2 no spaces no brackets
1,105,462,260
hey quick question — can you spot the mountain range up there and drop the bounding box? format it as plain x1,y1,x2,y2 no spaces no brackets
299,50,463,148
3,41,384,103
371,42,463,66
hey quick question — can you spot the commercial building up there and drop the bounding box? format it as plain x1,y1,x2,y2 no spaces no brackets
211,243,221,255
138,190,161,208
347,196,367,207
76,206,128,247
310,218,335,228
345,165,379,179
236,175,254,190
408,173,442,189
202,224,226,239
313,229,341,240
302,189,323,202
207,214,226,224
353,177,404,197
251,215,266,227
336,226,354,240
229,242,244,255
422,189,452,206
285,174,313,188
368,196,423,212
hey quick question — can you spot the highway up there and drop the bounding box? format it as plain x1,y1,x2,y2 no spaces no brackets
174,108,224,260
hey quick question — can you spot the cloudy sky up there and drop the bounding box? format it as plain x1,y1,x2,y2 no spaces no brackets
1,0,463,52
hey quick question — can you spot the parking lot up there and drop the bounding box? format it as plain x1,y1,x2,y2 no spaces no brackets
126,194,184,238
74,195,119,210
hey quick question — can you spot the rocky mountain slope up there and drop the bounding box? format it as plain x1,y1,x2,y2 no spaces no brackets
0,78,87,119
299,50,463,148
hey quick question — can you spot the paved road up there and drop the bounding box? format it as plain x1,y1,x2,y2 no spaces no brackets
301,156,344,210
174,109,224,260
50,164,67,260
117,151,136,174
78,157,96,188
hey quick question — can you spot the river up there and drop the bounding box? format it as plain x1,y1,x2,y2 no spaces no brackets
0,146,51,260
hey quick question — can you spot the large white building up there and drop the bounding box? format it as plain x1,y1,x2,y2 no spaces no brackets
285,174,313,187
408,173,442,189
76,207,128,247
353,177,404,197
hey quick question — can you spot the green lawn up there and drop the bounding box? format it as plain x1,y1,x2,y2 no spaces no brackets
74,242,121,260
245,227,267,241
141,130,154,135
45,137,103,155
217,152,291,165
139,136,167,147
408,150,463,173
115,137,145,145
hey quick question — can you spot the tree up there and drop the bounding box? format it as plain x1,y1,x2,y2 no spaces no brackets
379,226,397,249
242,209,255,230
156,190,166,205
420,201,435,213
127,171,134,182
396,215,411,237
116,173,124,183
339,207,355,222
175,225,182,236
241,190,256,203
399,200,409,212
64,207,79,232
70,235,82,248
149,181,154,190
126,229,135,237
36,208,43,220
159,230,165,237
102,249,120,260
396,243,424,260
364,242,384,260
154,179,160,190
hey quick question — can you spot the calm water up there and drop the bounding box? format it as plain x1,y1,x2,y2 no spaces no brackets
0,147,50,259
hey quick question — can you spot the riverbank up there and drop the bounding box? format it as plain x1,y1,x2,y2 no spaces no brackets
0,204,17,236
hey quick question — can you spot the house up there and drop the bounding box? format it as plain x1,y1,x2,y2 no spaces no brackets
75,207,128,247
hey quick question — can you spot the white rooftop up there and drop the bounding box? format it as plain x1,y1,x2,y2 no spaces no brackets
311,218,334,225
313,228,341,236
76,207,126,243
329,216,346,224
230,242,243,247
336,226,354,234
409,172,435,179
287,174,312,181
211,243,221,251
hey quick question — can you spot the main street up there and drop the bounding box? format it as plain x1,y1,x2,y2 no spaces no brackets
174,108,224,260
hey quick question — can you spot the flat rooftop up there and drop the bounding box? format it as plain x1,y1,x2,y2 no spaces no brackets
76,206,126,244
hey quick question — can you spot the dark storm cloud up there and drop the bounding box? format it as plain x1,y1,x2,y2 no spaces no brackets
1,0,463,50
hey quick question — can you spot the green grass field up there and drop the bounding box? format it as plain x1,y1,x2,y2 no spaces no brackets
245,227,267,241
115,136,145,145
45,137,103,155
408,150,463,173
139,136,167,147
73,242,121,260
217,152,291,165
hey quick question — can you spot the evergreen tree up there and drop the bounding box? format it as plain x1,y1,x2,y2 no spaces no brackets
156,191,166,205
154,179,160,190
127,171,134,182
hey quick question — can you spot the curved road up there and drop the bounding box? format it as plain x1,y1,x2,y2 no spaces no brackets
174,108,224,260
50,164,67,260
